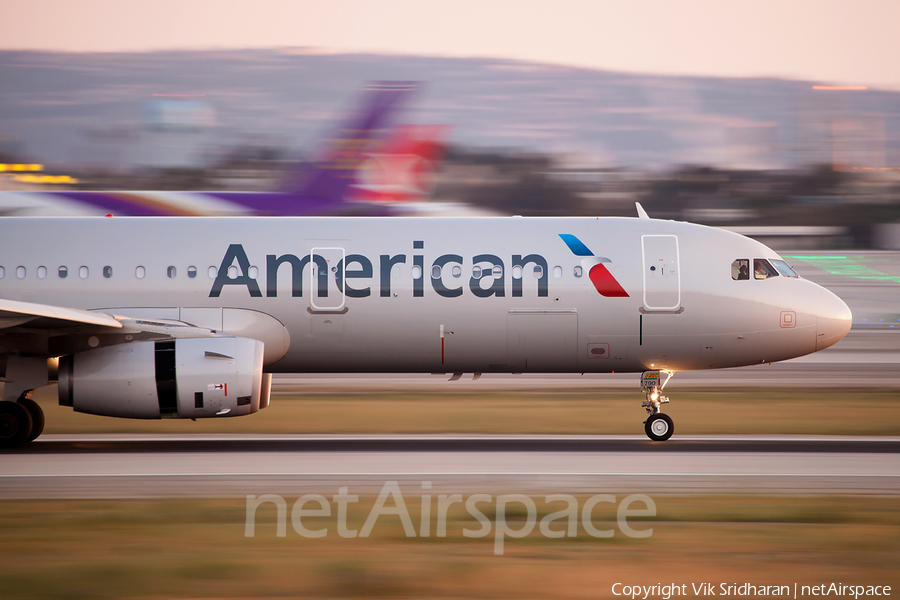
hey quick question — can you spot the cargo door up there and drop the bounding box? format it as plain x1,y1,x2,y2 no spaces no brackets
507,309,578,371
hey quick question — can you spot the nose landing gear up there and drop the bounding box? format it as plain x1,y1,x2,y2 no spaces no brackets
641,370,674,441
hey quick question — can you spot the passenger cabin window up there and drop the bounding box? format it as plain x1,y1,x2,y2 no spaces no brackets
731,259,749,280
187,266,197,279
79,266,89,279
472,266,482,278
533,265,543,279
208,266,217,279
451,265,461,278
0,266,5,279
58,266,67,278
574,266,583,278
431,265,442,279
770,259,799,278
103,266,113,278
754,259,779,280
136,266,146,279
16,266,25,279
553,265,563,279
167,266,176,279
37,266,47,279
492,265,502,278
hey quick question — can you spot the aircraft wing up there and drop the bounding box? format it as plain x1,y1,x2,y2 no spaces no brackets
0,299,218,357
0,298,123,330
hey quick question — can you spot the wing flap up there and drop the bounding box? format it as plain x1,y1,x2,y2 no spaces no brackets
115,317,216,338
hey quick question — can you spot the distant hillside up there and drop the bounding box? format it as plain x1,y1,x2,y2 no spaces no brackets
1,49,899,169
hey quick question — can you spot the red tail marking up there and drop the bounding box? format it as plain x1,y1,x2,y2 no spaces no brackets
352,124,448,203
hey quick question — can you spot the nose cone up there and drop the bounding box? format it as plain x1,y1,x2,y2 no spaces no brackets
816,288,852,351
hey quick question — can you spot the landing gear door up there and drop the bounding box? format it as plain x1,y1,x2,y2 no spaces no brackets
642,235,681,311
310,247,345,311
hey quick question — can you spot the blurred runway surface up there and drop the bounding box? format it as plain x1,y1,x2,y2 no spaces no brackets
2,434,898,498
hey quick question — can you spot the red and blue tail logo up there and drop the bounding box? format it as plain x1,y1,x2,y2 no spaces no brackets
558,234,629,297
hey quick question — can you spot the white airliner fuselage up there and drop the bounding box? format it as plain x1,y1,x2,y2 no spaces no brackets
0,215,852,444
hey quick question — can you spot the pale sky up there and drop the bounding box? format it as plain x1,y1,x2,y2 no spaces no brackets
1,0,899,89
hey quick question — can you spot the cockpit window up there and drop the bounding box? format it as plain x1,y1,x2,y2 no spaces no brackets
731,259,750,280
754,259,779,280
770,259,799,278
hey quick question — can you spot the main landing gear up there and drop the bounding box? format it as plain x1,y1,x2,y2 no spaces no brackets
0,355,50,448
641,370,674,441
0,395,45,449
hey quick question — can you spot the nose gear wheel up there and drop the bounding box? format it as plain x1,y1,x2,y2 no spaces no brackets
644,413,674,441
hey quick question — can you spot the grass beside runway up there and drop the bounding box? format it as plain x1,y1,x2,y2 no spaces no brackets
32,385,900,436
2,495,898,599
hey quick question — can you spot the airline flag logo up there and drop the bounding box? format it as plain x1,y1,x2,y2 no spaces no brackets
558,234,629,297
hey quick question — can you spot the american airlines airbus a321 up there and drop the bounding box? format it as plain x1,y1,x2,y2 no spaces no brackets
0,206,851,446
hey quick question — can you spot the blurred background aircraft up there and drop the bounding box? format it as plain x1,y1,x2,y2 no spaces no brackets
0,81,455,216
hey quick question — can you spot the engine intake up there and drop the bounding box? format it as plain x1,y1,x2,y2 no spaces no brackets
58,337,269,419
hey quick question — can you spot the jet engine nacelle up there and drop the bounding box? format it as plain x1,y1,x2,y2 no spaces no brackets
58,337,270,419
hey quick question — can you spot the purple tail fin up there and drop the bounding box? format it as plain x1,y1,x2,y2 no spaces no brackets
280,82,417,201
